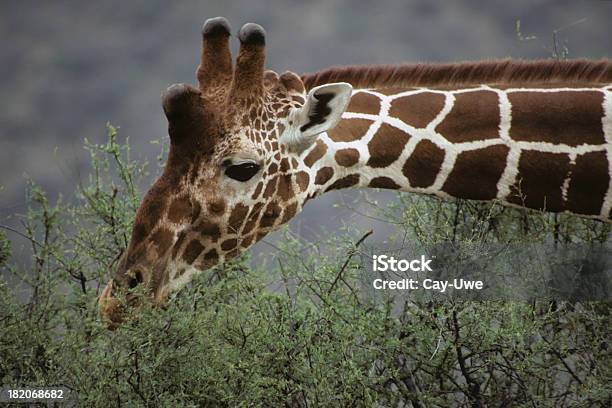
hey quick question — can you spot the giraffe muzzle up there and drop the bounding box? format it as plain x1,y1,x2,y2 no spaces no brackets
98,276,170,329
98,279,127,330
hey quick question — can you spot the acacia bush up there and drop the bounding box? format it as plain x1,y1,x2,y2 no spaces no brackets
1,126,610,407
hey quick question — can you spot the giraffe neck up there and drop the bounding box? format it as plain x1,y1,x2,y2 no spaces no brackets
302,84,612,221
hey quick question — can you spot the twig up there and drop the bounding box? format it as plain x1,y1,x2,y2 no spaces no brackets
429,330,443,361
452,310,482,407
327,229,373,295
541,336,583,385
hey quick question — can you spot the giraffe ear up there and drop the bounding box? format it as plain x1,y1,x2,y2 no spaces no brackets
281,83,352,152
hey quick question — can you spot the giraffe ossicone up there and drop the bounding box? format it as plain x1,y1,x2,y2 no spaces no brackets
99,16,612,327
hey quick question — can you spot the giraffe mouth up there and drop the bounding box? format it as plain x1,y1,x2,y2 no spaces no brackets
98,278,169,329
98,279,144,329
98,279,126,329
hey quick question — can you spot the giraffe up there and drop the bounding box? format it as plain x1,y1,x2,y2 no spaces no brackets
99,17,612,327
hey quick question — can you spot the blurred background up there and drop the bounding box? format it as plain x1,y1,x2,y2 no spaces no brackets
1,0,611,256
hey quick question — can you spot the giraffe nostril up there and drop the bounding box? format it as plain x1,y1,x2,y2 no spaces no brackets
128,271,144,289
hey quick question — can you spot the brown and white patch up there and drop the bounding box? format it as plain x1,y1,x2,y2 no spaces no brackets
508,90,606,146
390,92,445,128
435,90,500,143
402,140,445,188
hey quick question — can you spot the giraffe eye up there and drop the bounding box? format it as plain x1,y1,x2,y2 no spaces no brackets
225,162,260,182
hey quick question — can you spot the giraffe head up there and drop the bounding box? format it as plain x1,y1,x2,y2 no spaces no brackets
99,17,352,327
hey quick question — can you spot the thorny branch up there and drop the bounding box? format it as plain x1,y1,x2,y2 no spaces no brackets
327,229,373,295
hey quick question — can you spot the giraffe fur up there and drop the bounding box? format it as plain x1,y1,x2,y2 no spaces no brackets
99,17,612,327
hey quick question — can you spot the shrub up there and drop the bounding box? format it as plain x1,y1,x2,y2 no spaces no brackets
1,126,610,406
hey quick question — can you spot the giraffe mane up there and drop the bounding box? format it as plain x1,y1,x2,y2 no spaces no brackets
301,58,612,90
